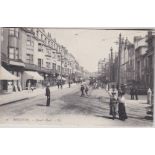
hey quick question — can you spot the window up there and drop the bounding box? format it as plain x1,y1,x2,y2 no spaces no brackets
15,49,19,59
9,48,14,59
57,55,61,61
46,62,51,68
52,52,56,58
26,54,33,64
52,63,56,72
38,59,42,67
9,28,15,35
38,43,43,52
36,30,39,37
9,28,19,37
27,35,34,47
15,28,19,38
9,47,19,59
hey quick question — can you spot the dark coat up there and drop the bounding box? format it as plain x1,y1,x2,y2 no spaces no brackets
130,88,134,95
81,85,84,91
134,88,138,95
46,87,50,97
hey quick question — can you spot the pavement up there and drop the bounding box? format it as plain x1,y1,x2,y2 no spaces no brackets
91,87,153,118
0,83,76,106
92,87,147,103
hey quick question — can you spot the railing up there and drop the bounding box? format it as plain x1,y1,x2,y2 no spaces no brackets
25,63,54,74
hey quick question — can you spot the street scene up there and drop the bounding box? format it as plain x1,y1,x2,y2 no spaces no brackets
0,28,154,127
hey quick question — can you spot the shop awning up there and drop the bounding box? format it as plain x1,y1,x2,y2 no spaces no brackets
24,71,44,80
0,66,19,80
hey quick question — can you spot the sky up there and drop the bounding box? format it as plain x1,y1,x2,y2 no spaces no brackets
46,29,147,72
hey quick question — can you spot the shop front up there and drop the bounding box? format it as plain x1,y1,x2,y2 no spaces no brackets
23,71,44,89
0,66,19,93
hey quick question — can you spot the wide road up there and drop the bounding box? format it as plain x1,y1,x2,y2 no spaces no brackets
0,85,153,127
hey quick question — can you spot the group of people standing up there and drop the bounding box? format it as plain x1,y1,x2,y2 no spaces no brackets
109,88,128,121
130,86,138,100
80,84,89,97
57,81,63,89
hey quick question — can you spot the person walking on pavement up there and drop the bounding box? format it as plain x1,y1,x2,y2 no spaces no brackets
109,87,118,120
118,92,128,121
134,86,138,100
60,81,63,89
85,84,89,96
68,81,71,88
57,81,60,89
80,84,85,97
45,84,50,106
130,86,134,100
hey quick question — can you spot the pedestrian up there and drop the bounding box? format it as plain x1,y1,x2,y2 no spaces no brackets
60,81,63,89
109,92,118,120
85,84,89,96
57,81,60,89
118,92,128,121
28,81,31,93
45,84,50,106
68,81,71,88
130,86,134,100
134,86,138,100
80,84,85,97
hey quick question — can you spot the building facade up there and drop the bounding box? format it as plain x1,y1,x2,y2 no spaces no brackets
145,31,154,91
0,28,88,93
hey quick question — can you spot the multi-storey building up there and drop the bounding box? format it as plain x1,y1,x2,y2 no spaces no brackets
121,39,136,86
134,36,148,88
98,59,106,74
145,31,154,91
0,27,86,93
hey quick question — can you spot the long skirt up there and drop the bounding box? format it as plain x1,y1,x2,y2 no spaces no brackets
118,103,127,120
46,96,50,106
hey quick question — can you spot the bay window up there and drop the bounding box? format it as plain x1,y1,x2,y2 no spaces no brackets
9,28,19,38
9,47,19,60
27,35,34,47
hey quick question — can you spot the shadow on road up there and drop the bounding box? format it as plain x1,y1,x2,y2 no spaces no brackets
36,104,47,107
126,115,153,121
95,114,116,120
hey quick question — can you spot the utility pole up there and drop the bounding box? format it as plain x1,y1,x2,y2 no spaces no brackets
117,33,122,89
110,47,113,82
60,52,62,87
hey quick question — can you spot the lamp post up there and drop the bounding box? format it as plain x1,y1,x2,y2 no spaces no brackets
110,47,113,82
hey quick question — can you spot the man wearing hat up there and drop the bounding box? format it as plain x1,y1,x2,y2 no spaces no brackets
80,84,85,97
45,83,51,106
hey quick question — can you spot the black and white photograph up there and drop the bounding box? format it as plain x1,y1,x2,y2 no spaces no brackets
0,28,154,127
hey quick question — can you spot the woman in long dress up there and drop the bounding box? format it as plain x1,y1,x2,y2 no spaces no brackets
118,92,128,121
